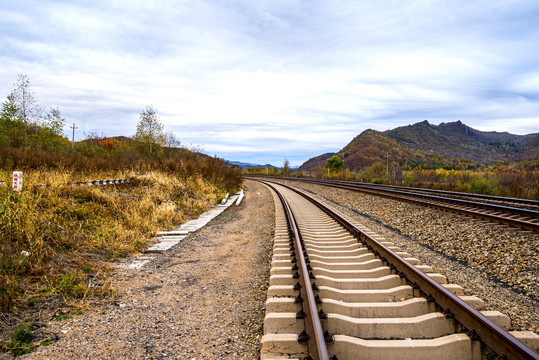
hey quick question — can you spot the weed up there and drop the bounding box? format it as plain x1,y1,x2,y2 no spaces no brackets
0,322,34,356
39,338,53,346
11,323,33,344
56,274,86,299
52,314,71,321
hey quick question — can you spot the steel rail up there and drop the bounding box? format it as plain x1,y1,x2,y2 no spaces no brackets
263,181,329,360
277,177,539,231
299,177,539,206
268,180,539,360
260,176,539,207
286,178,539,218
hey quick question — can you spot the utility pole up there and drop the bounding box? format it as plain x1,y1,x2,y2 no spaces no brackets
70,123,78,151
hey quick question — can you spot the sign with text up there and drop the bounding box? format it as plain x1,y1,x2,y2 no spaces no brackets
12,171,23,192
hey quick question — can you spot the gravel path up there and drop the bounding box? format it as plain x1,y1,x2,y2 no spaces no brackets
277,179,539,334
19,180,274,359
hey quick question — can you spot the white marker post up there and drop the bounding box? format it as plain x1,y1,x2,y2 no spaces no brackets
12,171,23,192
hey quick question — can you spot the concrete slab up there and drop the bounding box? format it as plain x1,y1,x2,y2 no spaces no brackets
146,236,187,252
142,191,242,256
158,230,190,236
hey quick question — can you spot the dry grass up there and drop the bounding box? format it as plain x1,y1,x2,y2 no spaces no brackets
0,168,229,313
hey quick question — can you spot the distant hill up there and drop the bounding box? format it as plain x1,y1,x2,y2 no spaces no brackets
298,152,335,172
299,121,539,171
227,160,279,170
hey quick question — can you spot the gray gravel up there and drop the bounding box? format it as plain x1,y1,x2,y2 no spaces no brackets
278,179,539,334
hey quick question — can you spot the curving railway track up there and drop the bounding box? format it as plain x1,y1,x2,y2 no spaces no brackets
258,180,539,360
259,177,539,232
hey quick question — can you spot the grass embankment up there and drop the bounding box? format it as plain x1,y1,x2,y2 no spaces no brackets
0,167,237,355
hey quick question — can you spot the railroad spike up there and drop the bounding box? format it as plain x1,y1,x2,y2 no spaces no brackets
318,309,328,319
296,309,306,319
307,264,313,271
293,282,302,290
425,294,435,302
311,282,319,291
330,356,339,360
443,309,454,319
324,330,334,343
294,295,304,303
309,272,316,279
291,257,297,263
466,329,481,341
292,264,298,271
315,294,323,304
292,272,300,279
297,330,309,343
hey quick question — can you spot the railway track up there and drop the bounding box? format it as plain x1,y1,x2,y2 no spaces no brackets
265,177,539,232
258,180,539,360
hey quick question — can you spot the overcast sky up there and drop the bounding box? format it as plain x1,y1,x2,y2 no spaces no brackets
1,1,538,166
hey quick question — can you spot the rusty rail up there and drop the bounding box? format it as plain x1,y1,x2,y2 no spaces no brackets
263,181,330,360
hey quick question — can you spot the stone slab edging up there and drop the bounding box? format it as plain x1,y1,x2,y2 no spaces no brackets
117,190,242,269
147,190,242,251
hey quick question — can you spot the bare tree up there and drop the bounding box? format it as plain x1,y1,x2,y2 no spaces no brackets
164,130,181,148
11,74,43,146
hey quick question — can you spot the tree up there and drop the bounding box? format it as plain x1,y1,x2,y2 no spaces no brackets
11,74,43,146
134,105,165,156
283,159,290,176
0,93,24,147
325,155,343,174
42,107,65,136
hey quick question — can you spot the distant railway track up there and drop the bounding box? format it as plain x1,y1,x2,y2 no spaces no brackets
258,180,539,360
254,177,539,232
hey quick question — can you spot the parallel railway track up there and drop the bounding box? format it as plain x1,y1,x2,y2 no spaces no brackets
258,180,539,360
261,177,539,232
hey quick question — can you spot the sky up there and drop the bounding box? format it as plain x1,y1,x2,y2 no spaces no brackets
1,0,539,166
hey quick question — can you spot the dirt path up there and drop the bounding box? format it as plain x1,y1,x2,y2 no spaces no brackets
21,180,274,359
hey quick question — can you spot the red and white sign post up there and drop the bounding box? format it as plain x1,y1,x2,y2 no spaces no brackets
12,171,23,192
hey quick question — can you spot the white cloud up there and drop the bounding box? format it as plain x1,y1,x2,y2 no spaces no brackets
0,0,538,166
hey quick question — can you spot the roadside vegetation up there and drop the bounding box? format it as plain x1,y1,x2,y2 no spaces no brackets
0,75,241,355
243,158,539,200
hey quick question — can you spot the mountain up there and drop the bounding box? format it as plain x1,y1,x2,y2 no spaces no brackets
299,121,539,171
227,160,279,170
298,152,335,172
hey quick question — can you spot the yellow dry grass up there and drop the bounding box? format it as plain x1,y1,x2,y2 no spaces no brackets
0,168,227,311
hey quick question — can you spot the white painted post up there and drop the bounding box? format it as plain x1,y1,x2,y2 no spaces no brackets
235,190,244,206
221,192,229,204
12,171,23,192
